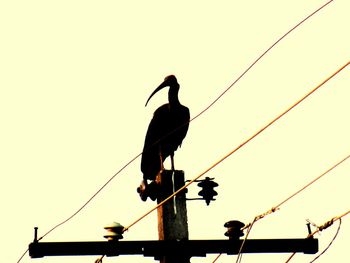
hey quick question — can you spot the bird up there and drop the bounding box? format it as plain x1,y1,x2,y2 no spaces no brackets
140,75,190,187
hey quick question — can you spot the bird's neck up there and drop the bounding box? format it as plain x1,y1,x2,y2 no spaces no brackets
169,84,180,106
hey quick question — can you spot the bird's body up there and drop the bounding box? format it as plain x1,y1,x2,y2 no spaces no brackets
141,75,190,181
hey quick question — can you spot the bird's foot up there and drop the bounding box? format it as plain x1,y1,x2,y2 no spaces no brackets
137,180,148,201
137,179,159,202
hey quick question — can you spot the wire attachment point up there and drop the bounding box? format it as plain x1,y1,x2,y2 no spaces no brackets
318,218,334,232
33,227,38,243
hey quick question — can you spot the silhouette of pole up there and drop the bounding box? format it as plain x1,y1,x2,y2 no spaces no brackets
156,170,189,263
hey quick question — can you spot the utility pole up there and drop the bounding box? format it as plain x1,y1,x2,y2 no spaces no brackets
156,169,189,263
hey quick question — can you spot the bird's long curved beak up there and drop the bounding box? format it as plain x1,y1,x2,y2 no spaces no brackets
145,80,168,107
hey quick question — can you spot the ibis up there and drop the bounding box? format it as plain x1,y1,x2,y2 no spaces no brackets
141,75,190,182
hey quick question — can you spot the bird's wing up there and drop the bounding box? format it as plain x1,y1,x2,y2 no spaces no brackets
142,104,170,151
175,106,190,148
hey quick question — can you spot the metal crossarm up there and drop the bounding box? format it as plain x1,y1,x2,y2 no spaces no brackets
29,238,318,259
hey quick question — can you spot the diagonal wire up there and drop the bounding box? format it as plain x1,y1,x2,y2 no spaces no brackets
242,152,350,231
38,153,141,241
273,154,350,210
16,248,29,263
191,0,335,124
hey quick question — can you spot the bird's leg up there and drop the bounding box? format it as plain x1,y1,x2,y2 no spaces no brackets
170,152,177,215
159,148,164,172
170,152,175,172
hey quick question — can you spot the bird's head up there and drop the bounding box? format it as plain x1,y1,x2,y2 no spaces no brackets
163,75,177,86
145,75,178,106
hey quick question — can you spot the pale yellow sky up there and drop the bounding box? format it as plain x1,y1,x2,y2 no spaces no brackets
1,1,350,263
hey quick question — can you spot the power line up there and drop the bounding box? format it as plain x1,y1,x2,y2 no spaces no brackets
310,218,342,263
243,153,350,230
273,155,350,210
38,153,141,241
190,0,335,124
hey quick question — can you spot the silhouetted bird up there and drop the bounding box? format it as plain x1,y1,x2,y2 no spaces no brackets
141,75,190,181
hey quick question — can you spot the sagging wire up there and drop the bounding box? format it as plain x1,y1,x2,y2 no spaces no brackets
16,249,29,263
309,218,342,263
285,210,350,262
